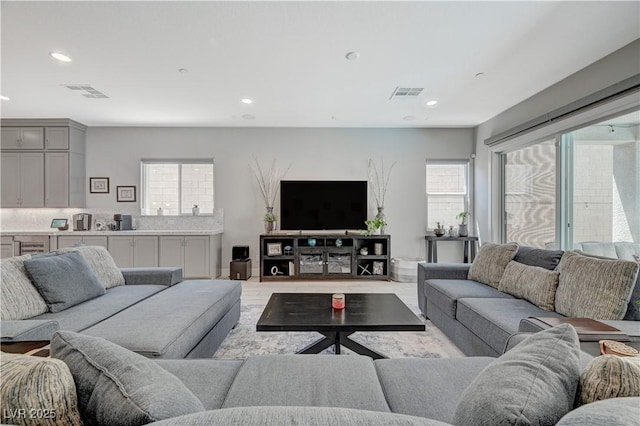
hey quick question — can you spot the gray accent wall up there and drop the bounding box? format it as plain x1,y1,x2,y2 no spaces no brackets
85,127,474,273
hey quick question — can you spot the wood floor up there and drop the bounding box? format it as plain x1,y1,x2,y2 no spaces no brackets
239,277,417,306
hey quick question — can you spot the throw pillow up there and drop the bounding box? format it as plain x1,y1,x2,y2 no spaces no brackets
0,351,82,426
452,324,581,426
555,251,639,320
0,255,48,320
50,331,205,425
514,246,564,270
23,251,106,313
56,246,125,288
578,355,640,406
467,242,519,288
498,260,560,311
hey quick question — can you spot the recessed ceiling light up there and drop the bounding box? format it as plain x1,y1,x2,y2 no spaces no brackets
345,51,360,61
178,68,189,73
403,116,416,121
425,99,438,107
50,52,72,62
241,98,253,104
0,95,10,101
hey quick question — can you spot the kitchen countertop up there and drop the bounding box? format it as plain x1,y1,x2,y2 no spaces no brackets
0,229,224,236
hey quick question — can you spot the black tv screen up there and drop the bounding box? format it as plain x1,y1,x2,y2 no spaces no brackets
280,181,367,230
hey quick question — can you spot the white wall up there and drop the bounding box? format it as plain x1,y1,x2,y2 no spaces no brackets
86,127,474,273
474,39,640,243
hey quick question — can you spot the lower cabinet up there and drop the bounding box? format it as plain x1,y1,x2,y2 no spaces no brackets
108,236,158,268
57,236,108,249
159,236,210,279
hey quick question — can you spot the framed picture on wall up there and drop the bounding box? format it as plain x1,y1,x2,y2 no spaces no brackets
116,186,136,202
89,177,110,193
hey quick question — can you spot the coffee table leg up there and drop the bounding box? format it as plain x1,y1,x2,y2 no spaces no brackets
297,334,335,354
340,334,387,359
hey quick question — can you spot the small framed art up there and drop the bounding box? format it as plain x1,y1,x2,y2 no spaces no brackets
116,186,136,202
89,177,110,193
267,242,282,256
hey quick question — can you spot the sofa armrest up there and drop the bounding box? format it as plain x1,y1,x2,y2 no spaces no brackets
120,267,183,286
0,320,59,342
417,263,470,283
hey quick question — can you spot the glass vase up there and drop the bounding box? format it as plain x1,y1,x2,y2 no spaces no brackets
376,207,386,234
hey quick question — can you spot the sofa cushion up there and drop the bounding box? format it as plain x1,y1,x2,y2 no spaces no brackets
468,242,518,288
223,355,390,412
452,324,581,426
147,406,451,426
514,246,564,270
23,251,106,313
615,243,640,261
0,254,48,320
33,284,166,332
578,355,640,406
456,297,563,354
425,279,513,318
556,397,640,426
57,246,125,289
555,251,638,320
0,352,82,426
51,331,204,425
81,280,242,358
498,261,559,311
374,357,493,423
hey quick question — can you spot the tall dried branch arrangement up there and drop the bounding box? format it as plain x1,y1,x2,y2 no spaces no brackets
368,158,396,208
250,156,291,208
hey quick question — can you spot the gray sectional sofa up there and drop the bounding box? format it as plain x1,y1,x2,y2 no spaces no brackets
417,244,640,357
0,246,241,358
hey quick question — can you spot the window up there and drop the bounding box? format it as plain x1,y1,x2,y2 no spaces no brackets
140,160,214,215
426,160,470,230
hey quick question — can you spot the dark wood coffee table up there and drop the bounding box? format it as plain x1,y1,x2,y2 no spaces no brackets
256,293,425,359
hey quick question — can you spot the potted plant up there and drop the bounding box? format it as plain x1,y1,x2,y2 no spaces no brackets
368,158,396,233
251,156,291,232
264,212,277,233
364,217,386,236
192,204,200,216
456,211,470,237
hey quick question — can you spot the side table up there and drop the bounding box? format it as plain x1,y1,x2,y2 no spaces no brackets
425,235,479,263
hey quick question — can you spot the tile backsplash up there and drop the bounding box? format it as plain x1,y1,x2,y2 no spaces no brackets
0,207,224,231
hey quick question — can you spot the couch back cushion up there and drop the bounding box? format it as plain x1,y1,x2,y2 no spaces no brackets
55,246,125,289
498,261,560,311
514,246,564,270
23,251,106,313
0,254,48,320
468,242,519,288
51,331,205,425
555,251,638,320
452,324,581,426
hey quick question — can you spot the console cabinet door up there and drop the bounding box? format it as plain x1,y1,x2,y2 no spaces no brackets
133,236,158,267
159,236,184,269
108,236,134,268
183,236,210,278
57,236,84,248
58,236,108,249
45,152,69,207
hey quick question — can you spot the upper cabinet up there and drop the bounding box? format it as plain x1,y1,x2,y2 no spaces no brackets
0,119,87,208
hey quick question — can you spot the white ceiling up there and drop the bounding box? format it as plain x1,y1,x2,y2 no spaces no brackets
1,1,639,128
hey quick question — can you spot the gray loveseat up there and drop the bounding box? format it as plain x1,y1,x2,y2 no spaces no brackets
417,243,640,358
0,246,241,358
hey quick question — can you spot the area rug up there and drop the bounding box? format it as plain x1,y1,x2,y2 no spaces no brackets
213,304,465,359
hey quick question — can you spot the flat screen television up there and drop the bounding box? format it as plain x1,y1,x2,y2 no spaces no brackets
280,180,367,230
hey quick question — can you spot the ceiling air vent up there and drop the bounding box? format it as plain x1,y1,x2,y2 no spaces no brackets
64,84,109,99
389,87,423,100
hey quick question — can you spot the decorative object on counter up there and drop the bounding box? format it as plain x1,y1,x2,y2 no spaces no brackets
264,209,277,233
434,222,445,237
251,156,291,230
266,242,282,256
192,204,200,216
368,158,396,233
360,247,369,256
364,217,386,236
284,245,293,255
94,220,106,231
332,293,345,310
116,186,136,202
50,218,69,231
456,211,470,237
335,238,343,247
270,265,280,276
373,261,384,275
358,264,371,275
374,243,383,255
89,177,110,194
113,214,133,231
157,207,163,215
307,238,316,247
73,213,92,231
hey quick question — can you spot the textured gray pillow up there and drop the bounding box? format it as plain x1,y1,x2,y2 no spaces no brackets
23,251,106,313
498,261,560,311
555,251,639,320
51,331,204,425
452,324,581,426
578,355,640,406
0,254,48,320
57,246,125,289
468,242,519,288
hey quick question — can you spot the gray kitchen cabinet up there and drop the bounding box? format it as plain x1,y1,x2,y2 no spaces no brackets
1,236,14,258
57,235,108,249
1,127,44,150
44,127,69,150
1,152,45,207
44,152,69,207
159,235,210,278
108,236,158,268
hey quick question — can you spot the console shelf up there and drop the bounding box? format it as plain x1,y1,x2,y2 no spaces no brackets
260,233,390,281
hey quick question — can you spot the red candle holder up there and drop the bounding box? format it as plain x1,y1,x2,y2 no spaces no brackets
332,293,345,310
